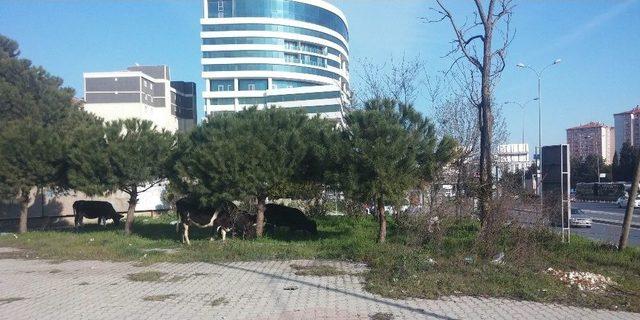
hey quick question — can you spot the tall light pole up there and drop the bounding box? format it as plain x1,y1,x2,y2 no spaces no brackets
504,98,539,189
517,59,562,210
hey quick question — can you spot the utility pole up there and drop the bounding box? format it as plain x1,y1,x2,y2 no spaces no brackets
517,59,562,213
619,158,640,250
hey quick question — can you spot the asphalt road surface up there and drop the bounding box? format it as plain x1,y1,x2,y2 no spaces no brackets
571,202,640,246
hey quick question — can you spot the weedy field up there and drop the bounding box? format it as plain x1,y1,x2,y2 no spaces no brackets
1,214,639,312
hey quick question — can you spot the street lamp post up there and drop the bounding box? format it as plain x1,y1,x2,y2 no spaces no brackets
517,59,562,211
504,98,539,189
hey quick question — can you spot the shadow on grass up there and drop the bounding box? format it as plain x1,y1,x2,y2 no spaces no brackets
52,214,358,245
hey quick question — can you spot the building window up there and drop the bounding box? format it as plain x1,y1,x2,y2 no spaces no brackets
143,80,148,88
239,79,268,91
149,83,153,90
211,79,234,91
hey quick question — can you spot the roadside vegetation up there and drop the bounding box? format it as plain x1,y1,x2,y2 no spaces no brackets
1,213,638,312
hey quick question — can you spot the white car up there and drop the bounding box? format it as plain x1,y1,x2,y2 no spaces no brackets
570,209,592,228
616,196,640,208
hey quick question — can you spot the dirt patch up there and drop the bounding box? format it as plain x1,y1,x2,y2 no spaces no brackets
369,312,394,320
0,297,26,305
290,264,349,277
126,271,167,282
78,282,90,286
0,250,32,260
49,269,63,274
143,294,178,302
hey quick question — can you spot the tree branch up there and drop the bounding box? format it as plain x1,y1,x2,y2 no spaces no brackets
434,0,483,71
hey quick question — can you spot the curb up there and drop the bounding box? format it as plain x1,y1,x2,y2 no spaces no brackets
592,218,640,229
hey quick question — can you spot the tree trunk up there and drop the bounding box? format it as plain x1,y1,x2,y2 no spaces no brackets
377,195,387,243
124,186,138,236
256,195,266,238
478,19,495,226
619,158,640,250
18,188,30,234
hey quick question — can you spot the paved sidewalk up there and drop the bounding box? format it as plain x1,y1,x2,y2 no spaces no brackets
0,248,636,320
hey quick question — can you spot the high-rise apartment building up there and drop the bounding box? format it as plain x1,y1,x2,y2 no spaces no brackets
614,106,640,155
201,0,350,122
566,122,615,164
83,65,197,132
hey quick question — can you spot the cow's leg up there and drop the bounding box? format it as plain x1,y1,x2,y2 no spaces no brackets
221,229,227,242
74,215,80,229
183,224,191,246
211,226,219,242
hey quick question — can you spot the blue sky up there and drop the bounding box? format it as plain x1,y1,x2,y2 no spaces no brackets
1,0,638,148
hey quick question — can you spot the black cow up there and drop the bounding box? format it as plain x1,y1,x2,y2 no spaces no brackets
176,198,238,245
231,211,257,240
73,201,123,228
264,204,317,234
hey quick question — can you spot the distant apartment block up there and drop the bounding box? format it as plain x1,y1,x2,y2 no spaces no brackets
497,144,531,172
566,122,615,164
614,105,640,155
83,65,197,132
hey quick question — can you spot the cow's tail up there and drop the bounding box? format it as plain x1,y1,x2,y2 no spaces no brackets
176,210,181,235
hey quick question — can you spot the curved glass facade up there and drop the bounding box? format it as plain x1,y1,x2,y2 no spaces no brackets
208,0,348,41
203,63,341,80
202,23,348,52
202,0,349,120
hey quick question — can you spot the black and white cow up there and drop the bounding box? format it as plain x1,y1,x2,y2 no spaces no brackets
73,201,123,228
176,198,238,245
231,211,257,240
264,204,317,234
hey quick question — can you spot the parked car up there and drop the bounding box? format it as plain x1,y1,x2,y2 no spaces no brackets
570,208,592,228
616,195,640,208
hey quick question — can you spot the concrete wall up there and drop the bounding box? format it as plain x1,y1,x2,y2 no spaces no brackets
0,185,171,230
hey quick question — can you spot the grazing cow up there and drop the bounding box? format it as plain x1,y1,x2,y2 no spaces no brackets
73,201,123,228
176,198,238,245
264,204,318,234
231,211,257,240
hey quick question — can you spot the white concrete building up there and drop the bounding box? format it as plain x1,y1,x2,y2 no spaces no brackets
83,65,197,133
497,144,531,172
201,0,350,122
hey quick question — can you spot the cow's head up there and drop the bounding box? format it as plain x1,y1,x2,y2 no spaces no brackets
113,214,124,226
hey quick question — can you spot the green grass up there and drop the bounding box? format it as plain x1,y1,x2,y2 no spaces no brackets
127,271,166,282
0,214,639,312
143,294,178,302
209,297,229,307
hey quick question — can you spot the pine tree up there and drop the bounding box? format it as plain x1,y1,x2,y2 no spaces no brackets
171,107,314,237
0,34,82,232
341,99,455,242
104,119,175,235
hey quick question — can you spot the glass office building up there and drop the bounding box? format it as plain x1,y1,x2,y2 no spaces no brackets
201,0,350,121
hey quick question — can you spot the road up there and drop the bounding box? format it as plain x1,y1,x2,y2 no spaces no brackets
571,202,640,246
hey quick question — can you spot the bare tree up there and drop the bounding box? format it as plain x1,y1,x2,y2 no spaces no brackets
354,54,425,107
427,0,515,224
428,65,508,216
